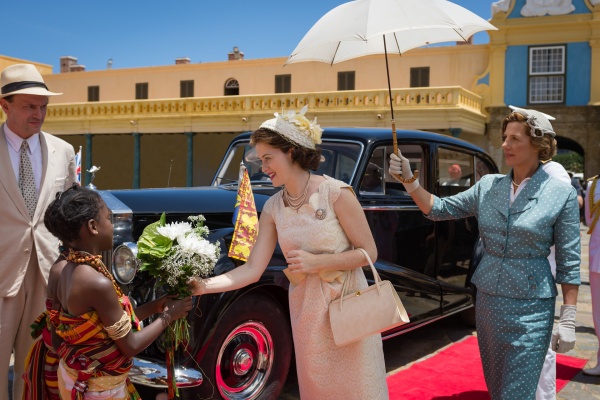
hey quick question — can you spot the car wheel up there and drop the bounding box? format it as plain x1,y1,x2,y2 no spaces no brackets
198,293,293,400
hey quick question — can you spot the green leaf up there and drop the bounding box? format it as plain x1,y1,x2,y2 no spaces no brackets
137,213,173,270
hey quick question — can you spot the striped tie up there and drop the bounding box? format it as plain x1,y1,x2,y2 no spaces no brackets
19,140,37,218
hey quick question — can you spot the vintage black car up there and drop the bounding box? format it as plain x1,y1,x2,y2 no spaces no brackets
99,127,498,399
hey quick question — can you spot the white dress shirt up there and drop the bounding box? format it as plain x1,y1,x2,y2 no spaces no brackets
3,124,42,193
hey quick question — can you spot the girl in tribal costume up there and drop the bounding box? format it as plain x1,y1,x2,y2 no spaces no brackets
43,184,192,399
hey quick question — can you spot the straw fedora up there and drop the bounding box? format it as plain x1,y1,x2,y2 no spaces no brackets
0,63,62,99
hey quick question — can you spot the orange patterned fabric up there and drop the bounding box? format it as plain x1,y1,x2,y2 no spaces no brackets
22,299,60,400
55,295,141,400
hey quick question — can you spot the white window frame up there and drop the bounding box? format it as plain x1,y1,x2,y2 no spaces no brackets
528,45,565,104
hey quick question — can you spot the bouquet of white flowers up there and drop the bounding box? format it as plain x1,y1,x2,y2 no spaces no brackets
136,213,219,398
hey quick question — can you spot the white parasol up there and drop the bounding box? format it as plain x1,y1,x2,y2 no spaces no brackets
286,0,497,154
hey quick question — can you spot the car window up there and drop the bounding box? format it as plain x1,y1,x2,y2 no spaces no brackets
213,142,247,185
360,147,385,194
359,144,424,196
314,143,360,184
213,140,361,186
475,156,493,182
437,148,474,197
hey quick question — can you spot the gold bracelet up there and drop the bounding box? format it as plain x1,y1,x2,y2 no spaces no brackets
396,170,419,184
105,311,132,340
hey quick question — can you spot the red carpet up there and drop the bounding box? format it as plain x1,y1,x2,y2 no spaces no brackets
386,336,587,399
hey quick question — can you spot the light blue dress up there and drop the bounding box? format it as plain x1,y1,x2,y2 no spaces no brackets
427,166,580,400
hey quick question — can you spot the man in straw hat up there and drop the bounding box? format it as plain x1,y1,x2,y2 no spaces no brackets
0,63,76,399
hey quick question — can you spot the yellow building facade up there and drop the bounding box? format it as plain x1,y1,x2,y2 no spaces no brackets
1,0,599,189
5,46,494,189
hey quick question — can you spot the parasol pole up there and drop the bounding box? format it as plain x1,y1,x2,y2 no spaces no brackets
383,36,398,155
383,35,418,182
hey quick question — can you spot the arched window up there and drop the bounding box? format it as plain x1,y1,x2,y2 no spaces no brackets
224,78,239,96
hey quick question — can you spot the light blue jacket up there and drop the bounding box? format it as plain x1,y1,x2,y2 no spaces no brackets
427,166,581,299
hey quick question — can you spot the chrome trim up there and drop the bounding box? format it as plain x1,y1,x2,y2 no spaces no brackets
216,321,274,400
112,242,139,284
129,358,203,389
98,191,133,280
381,305,473,341
361,205,420,211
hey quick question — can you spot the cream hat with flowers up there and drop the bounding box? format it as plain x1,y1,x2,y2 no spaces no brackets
259,105,323,150
508,105,556,137
0,64,62,99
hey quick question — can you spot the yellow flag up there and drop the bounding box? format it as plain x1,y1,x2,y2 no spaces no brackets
228,165,259,261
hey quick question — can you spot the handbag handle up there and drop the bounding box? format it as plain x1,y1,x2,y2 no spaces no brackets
338,248,383,311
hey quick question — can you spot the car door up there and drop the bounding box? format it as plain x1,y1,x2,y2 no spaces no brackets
358,142,443,325
435,147,495,311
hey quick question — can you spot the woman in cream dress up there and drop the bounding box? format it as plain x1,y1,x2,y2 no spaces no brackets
190,107,388,399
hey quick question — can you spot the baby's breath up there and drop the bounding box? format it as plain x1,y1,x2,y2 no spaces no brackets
138,214,218,297
136,212,218,399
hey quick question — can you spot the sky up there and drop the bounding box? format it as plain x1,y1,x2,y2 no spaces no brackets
2,0,494,73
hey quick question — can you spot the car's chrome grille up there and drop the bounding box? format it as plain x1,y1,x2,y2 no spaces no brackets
101,249,112,270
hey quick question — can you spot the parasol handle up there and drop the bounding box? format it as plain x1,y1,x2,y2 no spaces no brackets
391,119,419,183
392,120,398,156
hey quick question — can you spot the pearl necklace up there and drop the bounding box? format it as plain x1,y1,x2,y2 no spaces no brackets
284,172,311,211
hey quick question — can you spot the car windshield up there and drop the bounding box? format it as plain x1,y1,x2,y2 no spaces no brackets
212,140,362,187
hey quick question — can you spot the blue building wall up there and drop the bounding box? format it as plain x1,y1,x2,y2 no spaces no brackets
566,42,591,105
504,43,591,106
477,73,490,87
508,0,592,18
504,46,528,106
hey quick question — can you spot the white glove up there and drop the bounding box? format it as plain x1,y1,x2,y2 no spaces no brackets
389,152,420,193
551,304,577,353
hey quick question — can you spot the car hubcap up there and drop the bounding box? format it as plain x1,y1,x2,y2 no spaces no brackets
216,321,274,399
233,349,253,376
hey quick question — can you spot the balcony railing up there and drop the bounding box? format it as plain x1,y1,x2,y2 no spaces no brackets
1,86,486,135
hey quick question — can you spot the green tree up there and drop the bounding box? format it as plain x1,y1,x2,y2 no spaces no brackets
553,151,583,173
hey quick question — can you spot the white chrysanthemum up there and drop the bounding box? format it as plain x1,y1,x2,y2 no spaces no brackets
156,221,192,240
177,233,218,260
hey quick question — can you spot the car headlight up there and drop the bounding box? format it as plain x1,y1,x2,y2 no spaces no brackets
112,242,139,284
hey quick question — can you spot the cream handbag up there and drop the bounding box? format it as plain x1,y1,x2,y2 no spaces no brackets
329,248,410,347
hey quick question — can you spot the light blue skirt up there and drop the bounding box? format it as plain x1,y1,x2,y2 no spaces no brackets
476,291,555,400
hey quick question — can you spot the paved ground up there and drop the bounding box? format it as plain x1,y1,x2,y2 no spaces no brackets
279,226,600,399
8,225,600,399
556,224,600,399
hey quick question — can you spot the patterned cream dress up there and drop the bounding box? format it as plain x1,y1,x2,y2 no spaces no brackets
262,176,389,400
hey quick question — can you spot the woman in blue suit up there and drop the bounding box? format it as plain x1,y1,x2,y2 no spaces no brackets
389,107,580,400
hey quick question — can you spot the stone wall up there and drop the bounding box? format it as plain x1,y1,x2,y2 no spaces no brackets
486,106,600,178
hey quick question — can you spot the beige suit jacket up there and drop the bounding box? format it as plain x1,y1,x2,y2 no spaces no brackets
0,124,76,297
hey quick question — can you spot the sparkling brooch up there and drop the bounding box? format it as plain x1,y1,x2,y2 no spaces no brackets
315,209,326,220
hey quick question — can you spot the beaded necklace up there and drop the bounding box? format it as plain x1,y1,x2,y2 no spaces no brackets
588,178,600,235
66,248,124,297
